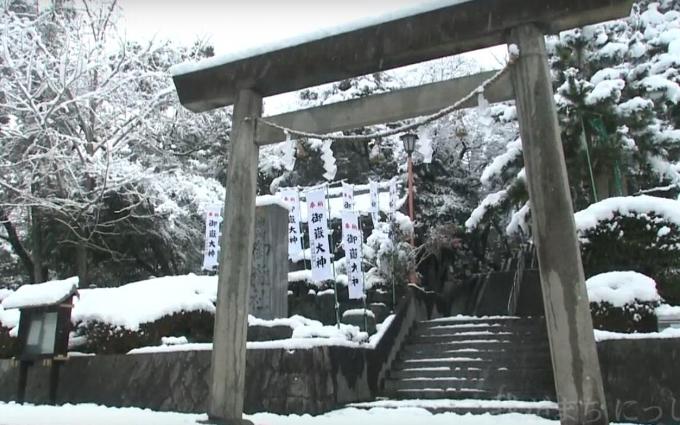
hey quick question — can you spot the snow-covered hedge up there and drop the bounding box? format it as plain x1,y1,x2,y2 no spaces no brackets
0,275,382,356
575,196,680,304
586,271,661,333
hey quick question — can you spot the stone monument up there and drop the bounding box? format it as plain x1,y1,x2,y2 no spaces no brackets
249,203,288,320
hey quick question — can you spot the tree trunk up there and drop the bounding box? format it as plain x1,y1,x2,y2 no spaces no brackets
31,207,46,283
76,243,88,288
0,208,35,283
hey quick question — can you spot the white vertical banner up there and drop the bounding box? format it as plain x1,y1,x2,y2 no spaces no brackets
342,182,354,211
389,177,399,216
279,188,303,260
202,204,223,271
369,180,380,225
306,187,334,282
342,210,364,300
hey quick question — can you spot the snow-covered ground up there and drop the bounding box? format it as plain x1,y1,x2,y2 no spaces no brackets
0,402,643,425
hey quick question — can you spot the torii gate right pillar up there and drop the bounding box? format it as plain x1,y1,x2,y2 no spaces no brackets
509,24,608,425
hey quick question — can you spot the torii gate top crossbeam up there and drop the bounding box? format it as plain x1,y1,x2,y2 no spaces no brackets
172,0,632,113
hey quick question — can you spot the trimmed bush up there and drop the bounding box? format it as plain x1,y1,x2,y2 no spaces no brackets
586,271,661,333
590,300,658,333
575,197,680,302
73,310,214,354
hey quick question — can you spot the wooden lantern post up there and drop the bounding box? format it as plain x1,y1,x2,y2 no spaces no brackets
4,278,78,405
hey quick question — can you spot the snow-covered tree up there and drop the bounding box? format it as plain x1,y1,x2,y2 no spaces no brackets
0,1,226,285
467,1,680,242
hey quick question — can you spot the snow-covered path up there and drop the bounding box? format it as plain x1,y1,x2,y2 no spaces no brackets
0,403,642,425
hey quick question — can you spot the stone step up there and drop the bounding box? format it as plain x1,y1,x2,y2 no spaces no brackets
400,339,532,353
394,357,495,370
347,399,560,420
419,316,546,327
386,388,554,401
384,376,555,392
414,326,548,337
411,333,548,344
416,322,547,333
398,348,552,364
409,405,559,419
416,405,559,419
401,342,550,356
388,366,554,380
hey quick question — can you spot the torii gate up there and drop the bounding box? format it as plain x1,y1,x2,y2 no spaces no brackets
172,1,633,424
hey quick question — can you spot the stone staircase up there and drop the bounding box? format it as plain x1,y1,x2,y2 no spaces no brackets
378,315,559,417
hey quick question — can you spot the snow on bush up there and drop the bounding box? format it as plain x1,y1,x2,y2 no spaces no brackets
506,202,531,236
0,274,391,356
465,190,508,231
575,196,680,307
586,271,660,307
479,138,522,186
585,79,625,105
364,219,414,290
72,275,217,331
586,271,661,333
574,195,680,235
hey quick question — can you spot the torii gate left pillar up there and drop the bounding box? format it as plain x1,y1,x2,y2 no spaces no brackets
208,89,261,425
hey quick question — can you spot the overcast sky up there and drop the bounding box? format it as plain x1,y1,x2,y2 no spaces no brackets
112,0,505,114
117,0,505,66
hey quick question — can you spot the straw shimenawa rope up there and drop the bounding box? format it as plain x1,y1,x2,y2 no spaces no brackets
256,49,520,142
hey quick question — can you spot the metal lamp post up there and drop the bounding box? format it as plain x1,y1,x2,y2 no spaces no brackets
400,132,418,245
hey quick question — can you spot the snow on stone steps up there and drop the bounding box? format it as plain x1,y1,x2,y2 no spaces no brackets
347,398,560,419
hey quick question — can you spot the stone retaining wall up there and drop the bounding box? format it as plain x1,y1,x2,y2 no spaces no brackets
0,346,371,415
598,338,680,424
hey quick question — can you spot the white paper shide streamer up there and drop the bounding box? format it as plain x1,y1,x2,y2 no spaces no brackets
279,188,303,260
389,178,399,216
369,180,380,225
202,205,222,271
282,131,297,172
341,210,364,300
306,187,334,282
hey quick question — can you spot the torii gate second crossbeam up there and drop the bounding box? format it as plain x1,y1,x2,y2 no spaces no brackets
171,1,634,424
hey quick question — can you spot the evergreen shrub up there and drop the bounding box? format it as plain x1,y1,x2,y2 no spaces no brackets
580,211,680,304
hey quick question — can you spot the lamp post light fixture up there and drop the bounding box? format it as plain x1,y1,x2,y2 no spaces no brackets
400,132,418,244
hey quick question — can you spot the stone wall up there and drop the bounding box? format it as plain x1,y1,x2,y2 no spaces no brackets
0,286,445,416
0,346,372,415
598,338,680,424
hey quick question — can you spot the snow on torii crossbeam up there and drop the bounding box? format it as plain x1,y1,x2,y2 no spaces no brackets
172,0,630,112
171,1,633,425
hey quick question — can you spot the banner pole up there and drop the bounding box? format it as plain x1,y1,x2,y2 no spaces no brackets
326,184,341,328
358,213,369,334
